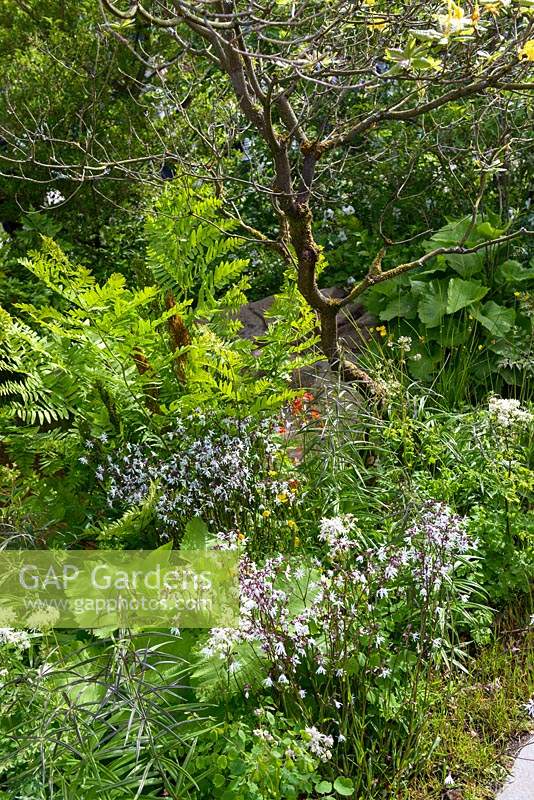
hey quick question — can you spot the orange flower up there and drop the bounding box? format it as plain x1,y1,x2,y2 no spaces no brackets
291,397,304,415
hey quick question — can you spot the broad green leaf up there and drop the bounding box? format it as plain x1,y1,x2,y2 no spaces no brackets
424,217,473,249
334,776,355,796
471,301,515,337
445,251,484,278
408,351,441,381
497,260,534,284
446,278,488,314
316,781,333,794
476,220,506,239
417,280,449,327
379,295,417,321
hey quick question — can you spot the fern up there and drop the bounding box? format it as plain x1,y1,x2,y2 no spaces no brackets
0,307,78,425
146,183,250,322
2,186,319,437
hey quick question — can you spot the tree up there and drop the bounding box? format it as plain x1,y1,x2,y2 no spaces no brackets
2,0,533,391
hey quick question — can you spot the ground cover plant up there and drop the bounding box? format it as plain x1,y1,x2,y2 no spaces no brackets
0,1,533,799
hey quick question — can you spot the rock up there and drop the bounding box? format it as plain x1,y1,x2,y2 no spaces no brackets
237,287,375,387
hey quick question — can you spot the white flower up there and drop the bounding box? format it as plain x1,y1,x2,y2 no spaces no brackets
253,728,275,743
488,397,532,430
263,676,273,688
298,688,307,698
201,627,241,658
444,773,455,787
43,189,65,207
304,726,334,761
342,204,355,215
338,230,348,242
397,336,412,352
324,208,335,220
319,515,355,557
524,697,534,719
379,667,392,678
0,628,31,649
274,641,286,657
278,673,289,685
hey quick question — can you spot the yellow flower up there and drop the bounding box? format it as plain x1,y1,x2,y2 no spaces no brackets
478,344,484,350
237,532,246,541
294,536,301,547
268,470,277,477
472,1,481,23
482,1,501,14
367,18,388,30
375,324,387,337
438,1,472,34
277,492,289,504
262,509,271,518
287,519,297,530
518,40,534,61
514,291,521,297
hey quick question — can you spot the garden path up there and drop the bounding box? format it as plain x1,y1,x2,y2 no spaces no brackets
497,735,534,799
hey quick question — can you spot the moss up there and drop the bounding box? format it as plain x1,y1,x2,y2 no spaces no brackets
410,631,533,799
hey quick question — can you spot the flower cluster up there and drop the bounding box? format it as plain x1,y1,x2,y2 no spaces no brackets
304,726,334,762
387,335,412,353
95,414,296,536
200,499,476,744
318,515,357,557
43,189,65,207
0,628,31,649
488,397,532,430
25,605,60,632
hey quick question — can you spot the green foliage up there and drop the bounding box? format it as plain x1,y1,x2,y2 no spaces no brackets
1,187,315,436
363,216,534,401
411,634,533,800
146,184,249,322
0,630,211,799
299,383,533,611
179,715,327,800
